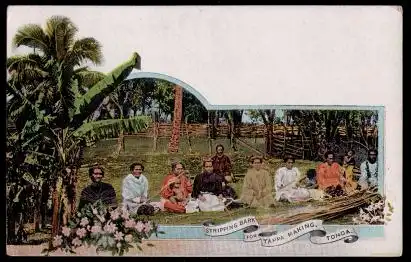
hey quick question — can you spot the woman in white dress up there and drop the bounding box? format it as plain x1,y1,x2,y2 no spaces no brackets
275,155,311,202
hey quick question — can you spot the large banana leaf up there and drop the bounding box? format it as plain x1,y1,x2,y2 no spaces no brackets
72,115,151,143
71,52,141,128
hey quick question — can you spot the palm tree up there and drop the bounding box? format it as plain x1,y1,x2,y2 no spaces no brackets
168,85,183,153
8,52,148,243
7,16,148,242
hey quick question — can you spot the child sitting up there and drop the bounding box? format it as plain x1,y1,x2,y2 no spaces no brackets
169,179,189,206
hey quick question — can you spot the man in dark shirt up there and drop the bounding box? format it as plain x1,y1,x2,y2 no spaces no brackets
78,165,117,211
192,158,224,200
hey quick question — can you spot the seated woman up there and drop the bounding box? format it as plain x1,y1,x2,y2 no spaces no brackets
240,156,275,208
340,154,358,193
122,162,156,215
160,162,192,213
274,155,311,202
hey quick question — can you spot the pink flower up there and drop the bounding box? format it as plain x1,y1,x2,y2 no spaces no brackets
114,231,124,241
76,228,87,239
121,210,130,220
86,225,91,231
124,234,133,243
61,226,71,237
52,235,63,247
91,225,102,234
110,210,120,220
144,221,153,233
72,237,82,247
80,217,89,227
103,222,117,234
134,221,144,232
124,219,136,228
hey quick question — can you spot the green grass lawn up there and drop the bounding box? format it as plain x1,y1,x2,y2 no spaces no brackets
76,137,356,225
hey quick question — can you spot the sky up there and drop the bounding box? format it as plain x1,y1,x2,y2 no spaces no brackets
7,6,402,108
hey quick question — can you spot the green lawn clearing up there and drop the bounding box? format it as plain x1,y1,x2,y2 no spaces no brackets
75,137,358,225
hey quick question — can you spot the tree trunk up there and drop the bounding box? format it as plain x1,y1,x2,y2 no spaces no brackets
50,177,63,245
207,111,212,154
185,118,193,154
212,110,218,139
69,168,79,218
40,182,50,229
227,111,237,151
33,191,41,231
7,199,16,244
260,110,275,156
153,117,158,152
168,85,183,153
266,123,273,155
113,130,125,158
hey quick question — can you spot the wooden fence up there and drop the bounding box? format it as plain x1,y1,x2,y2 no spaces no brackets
124,123,378,138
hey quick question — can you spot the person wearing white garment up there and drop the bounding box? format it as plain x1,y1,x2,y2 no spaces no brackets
358,149,378,190
274,155,310,202
122,162,149,213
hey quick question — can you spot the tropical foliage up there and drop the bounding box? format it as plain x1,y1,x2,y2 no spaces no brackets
6,16,150,244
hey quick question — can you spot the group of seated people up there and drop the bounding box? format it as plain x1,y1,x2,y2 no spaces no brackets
77,144,379,215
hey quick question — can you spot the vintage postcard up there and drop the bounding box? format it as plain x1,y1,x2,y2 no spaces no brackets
6,6,402,256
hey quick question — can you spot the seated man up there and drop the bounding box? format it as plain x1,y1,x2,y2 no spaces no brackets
211,144,237,198
78,165,117,211
122,162,154,215
160,162,193,213
275,155,311,202
358,149,378,190
192,158,224,200
192,158,234,212
240,156,275,208
316,151,345,196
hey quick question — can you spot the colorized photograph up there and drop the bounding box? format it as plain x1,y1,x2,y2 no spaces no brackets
6,6,400,257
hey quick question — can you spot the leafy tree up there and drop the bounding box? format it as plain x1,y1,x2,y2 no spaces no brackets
7,16,149,244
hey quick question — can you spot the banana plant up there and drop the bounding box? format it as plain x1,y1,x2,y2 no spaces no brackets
8,53,150,241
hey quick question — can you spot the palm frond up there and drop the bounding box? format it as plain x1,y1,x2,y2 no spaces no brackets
75,70,106,91
54,17,78,61
12,24,50,54
72,116,151,143
66,37,103,66
44,16,78,58
71,52,141,128
7,54,49,82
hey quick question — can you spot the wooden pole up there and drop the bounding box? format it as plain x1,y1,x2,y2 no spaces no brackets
168,85,183,153
207,111,212,155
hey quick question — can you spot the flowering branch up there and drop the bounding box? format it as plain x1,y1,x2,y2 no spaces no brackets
352,198,393,225
42,200,163,256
